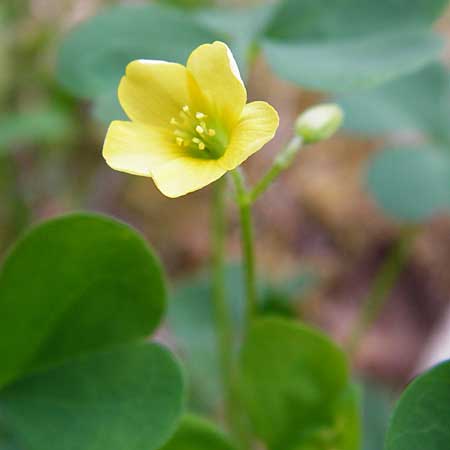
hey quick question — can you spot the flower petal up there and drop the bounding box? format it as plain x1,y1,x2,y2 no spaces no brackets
118,60,191,127
187,41,246,130
103,120,183,177
152,157,226,198
219,101,279,170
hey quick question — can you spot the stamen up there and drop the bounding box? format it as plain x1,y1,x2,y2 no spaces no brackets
195,125,204,134
196,112,206,119
208,129,216,136
198,142,206,150
170,117,178,125
182,105,190,113
176,137,184,146
192,137,201,144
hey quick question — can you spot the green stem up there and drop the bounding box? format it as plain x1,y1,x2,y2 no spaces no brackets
231,169,257,327
249,136,303,203
211,177,234,421
346,225,419,356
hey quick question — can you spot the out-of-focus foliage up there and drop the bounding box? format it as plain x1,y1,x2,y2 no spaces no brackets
0,214,184,450
339,63,450,144
385,360,450,450
239,318,360,450
0,109,72,153
361,383,392,450
367,147,450,222
168,265,315,413
262,0,446,92
159,415,237,450
57,4,221,123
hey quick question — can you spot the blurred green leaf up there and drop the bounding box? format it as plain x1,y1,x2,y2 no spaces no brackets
263,31,441,93
338,63,450,143
156,0,214,9
57,4,221,98
168,265,315,413
361,382,392,450
159,415,236,450
366,147,450,222
192,4,276,78
0,109,72,153
92,91,127,125
262,0,447,92
238,317,360,450
168,265,245,413
385,360,450,450
266,0,447,41
0,213,166,388
0,343,184,450
0,415,22,450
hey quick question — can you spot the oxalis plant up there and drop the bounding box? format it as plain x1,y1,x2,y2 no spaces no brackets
1,2,450,450
0,37,449,450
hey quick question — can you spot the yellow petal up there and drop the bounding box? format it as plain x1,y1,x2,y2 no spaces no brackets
102,120,183,177
118,60,191,127
219,101,279,170
152,157,226,198
187,41,246,131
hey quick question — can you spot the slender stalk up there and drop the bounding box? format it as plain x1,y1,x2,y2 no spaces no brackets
346,225,420,356
231,169,257,326
211,176,234,420
249,136,303,203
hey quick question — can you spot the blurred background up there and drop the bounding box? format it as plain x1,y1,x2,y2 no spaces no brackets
1,0,450,439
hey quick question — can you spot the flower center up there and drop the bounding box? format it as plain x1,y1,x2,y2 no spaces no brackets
170,105,228,159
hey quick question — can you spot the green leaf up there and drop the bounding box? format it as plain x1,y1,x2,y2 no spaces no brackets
0,109,72,153
0,213,166,388
361,382,392,450
159,415,236,450
156,0,214,9
385,359,450,450
0,343,184,450
262,31,442,93
92,92,127,125
57,4,221,98
262,0,447,92
338,63,450,144
238,317,360,450
366,147,450,222
168,266,315,413
168,265,245,413
266,0,447,42
192,4,276,78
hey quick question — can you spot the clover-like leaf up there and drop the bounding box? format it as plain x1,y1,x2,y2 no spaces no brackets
0,343,184,450
0,213,166,388
367,147,450,222
338,63,450,144
159,415,237,450
385,360,450,450
238,317,360,450
262,0,447,92
57,4,220,97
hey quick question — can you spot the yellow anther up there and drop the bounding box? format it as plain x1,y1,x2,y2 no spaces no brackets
176,137,184,146
198,142,206,150
192,137,201,144
182,105,190,113
195,125,204,134
170,117,178,125
196,112,206,119
208,129,216,137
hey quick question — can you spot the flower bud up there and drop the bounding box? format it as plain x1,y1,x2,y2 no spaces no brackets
295,103,344,144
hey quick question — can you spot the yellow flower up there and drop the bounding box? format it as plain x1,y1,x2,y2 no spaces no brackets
102,41,279,198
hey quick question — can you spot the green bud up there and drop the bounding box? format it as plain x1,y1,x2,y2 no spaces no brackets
295,103,344,144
